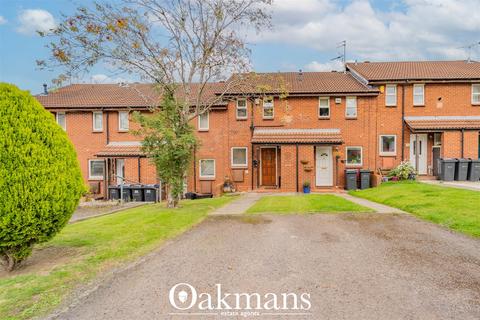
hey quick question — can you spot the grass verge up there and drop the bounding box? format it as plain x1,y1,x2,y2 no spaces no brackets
350,181,480,237
0,196,235,320
246,194,373,214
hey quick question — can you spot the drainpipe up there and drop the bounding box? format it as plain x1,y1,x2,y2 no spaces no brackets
193,145,197,193
415,133,419,172
401,84,405,161
296,144,299,193
106,111,110,144
250,98,255,191
137,157,141,183
461,129,465,158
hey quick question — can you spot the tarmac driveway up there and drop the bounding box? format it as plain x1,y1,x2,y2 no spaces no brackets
50,213,480,320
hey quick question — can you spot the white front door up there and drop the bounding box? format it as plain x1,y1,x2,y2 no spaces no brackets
410,134,428,174
116,159,125,184
316,146,333,186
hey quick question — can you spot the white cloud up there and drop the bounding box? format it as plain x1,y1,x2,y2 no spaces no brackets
17,9,56,35
0,16,7,25
257,0,480,61
305,60,344,72
90,74,131,84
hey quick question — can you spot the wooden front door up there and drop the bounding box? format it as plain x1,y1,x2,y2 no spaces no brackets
261,148,276,186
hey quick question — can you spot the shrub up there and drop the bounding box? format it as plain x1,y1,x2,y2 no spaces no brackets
0,83,85,271
388,161,416,180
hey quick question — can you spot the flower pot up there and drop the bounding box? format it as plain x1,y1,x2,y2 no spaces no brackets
303,186,311,193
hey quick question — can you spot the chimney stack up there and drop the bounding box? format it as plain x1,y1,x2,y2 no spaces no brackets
297,69,303,81
43,83,48,95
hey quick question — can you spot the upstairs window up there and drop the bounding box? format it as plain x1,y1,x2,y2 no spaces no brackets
236,99,247,119
346,96,357,118
413,84,424,106
118,111,129,131
472,84,480,104
263,97,274,119
56,112,66,131
318,97,330,118
198,111,209,131
93,111,103,132
199,159,215,179
379,135,397,156
385,85,397,106
231,147,248,167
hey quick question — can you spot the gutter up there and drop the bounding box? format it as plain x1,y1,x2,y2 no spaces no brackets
401,84,405,160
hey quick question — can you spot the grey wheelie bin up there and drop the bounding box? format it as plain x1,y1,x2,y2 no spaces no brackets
131,185,144,202
345,169,358,190
439,158,456,181
119,185,132,202
143,184,159,202
108,186,120,200
455,158,470,181
468,159,480,181
359,170,371,189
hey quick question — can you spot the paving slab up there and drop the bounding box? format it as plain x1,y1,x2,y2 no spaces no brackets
337,193,407,214
421,179,480,191
210,193,264,215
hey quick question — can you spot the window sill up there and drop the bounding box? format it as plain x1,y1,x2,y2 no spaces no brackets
472,103,480,106
88,177,104,181
92,130,104,133
199,177,215,181
236,118,248,121
318,117,330,120
345,117,357,120
198,129,209,132
118,130,129,133
413,104,425,107
345,164,362,167
385,105,397,108
262,117,274,120
379,153,397,157
231,166,248,169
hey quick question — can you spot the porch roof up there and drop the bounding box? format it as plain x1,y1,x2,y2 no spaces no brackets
96,141,145,157
252,128,343,144
405,116,480,130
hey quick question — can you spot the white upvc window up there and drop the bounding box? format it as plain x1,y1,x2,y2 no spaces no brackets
88,159,105,180
345,96,357,118
379,135,397,156
346,146,363,166
263,97,274,119
318,97,330,118
413,84,425,106
231,147,248,167
199,159,215,179
56,112,66,131
118,111,129,131
385,84,397,106
472,84,480,105
198,111,209,131
236,99,248,119
92,111,103,132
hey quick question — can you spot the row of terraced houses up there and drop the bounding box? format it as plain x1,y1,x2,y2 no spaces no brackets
36,60,480,198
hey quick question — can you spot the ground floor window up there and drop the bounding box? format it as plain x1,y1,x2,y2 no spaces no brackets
89,159,105,180
231,147,248,167
346,147,362,166
56,112,66,130
379,135,396,156
199,159,215,179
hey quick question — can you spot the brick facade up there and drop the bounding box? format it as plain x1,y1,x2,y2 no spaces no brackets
37,62,480,198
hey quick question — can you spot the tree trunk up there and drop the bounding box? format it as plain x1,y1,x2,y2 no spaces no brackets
1,253,16,272
166,188,179,208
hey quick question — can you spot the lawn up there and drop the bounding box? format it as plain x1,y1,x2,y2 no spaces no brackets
0,196,235,320
246,194,372,214
350,181,480,237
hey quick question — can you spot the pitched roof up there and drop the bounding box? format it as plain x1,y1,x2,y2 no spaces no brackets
36,82,227,109
223,71,378,95
252,128,343,144
405,116,480,130
96,141,144,157
347,60,480,82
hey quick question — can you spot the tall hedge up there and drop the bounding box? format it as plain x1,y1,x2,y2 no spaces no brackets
0,83,85,271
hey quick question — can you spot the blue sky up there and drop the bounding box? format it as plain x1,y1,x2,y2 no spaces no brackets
1,0,479,94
